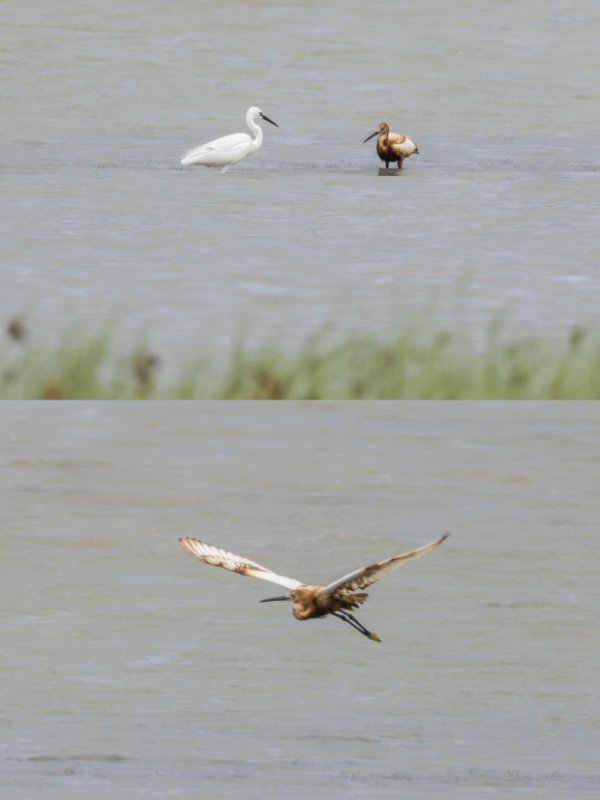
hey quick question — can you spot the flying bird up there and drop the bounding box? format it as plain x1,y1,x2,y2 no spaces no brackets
363,121,419,169
180,106,279,173
178,533,449,642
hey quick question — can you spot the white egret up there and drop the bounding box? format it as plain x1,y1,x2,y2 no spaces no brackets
180,106,279,173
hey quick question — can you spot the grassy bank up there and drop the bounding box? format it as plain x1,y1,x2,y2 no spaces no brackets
2,319,599,399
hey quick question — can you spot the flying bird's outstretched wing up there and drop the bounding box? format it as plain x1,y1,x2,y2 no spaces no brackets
321,533,450,596
179,538,304,591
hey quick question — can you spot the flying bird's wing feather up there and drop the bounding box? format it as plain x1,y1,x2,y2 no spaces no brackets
179,538,303,590
321,533,450,596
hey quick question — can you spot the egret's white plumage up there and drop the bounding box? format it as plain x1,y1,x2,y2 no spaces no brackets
179,533,449,642
180,106,279,173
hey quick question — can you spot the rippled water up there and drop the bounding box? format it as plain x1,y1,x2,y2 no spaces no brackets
3,0,600,365
1,402,599,798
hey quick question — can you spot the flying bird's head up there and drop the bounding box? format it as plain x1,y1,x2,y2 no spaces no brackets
259,585,318,621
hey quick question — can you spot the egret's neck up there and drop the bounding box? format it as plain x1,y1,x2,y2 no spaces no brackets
246,115,263,152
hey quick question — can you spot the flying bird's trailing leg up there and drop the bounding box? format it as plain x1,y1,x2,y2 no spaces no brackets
332,611,382,642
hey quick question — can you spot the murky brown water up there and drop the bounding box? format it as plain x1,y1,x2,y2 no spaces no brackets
1,402,599,798
3,0,600,368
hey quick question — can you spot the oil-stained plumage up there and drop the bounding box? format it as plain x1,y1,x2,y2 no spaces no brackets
178,533,449,642
363,121,419,169
181,106,279,173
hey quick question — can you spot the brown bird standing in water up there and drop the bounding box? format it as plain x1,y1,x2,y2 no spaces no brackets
363,121,419,169
179,533,449,642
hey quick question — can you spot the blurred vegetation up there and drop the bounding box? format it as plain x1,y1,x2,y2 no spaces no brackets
2,317,599,399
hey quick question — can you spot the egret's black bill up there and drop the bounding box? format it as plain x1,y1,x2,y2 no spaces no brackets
363,130,379,143
260,113,279,128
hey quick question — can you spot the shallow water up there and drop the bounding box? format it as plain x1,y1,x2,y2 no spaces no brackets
2,0,600,368
1,402,599,798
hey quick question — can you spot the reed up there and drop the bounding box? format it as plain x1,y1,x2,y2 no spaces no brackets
2,319,599,399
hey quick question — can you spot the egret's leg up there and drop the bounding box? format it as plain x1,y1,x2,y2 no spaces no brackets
220,164,232,174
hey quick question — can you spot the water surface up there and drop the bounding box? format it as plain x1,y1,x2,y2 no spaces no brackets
1,403,599,797
2,1,599,365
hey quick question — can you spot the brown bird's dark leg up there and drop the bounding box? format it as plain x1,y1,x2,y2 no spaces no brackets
343,611,381,641
332,611,381,642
